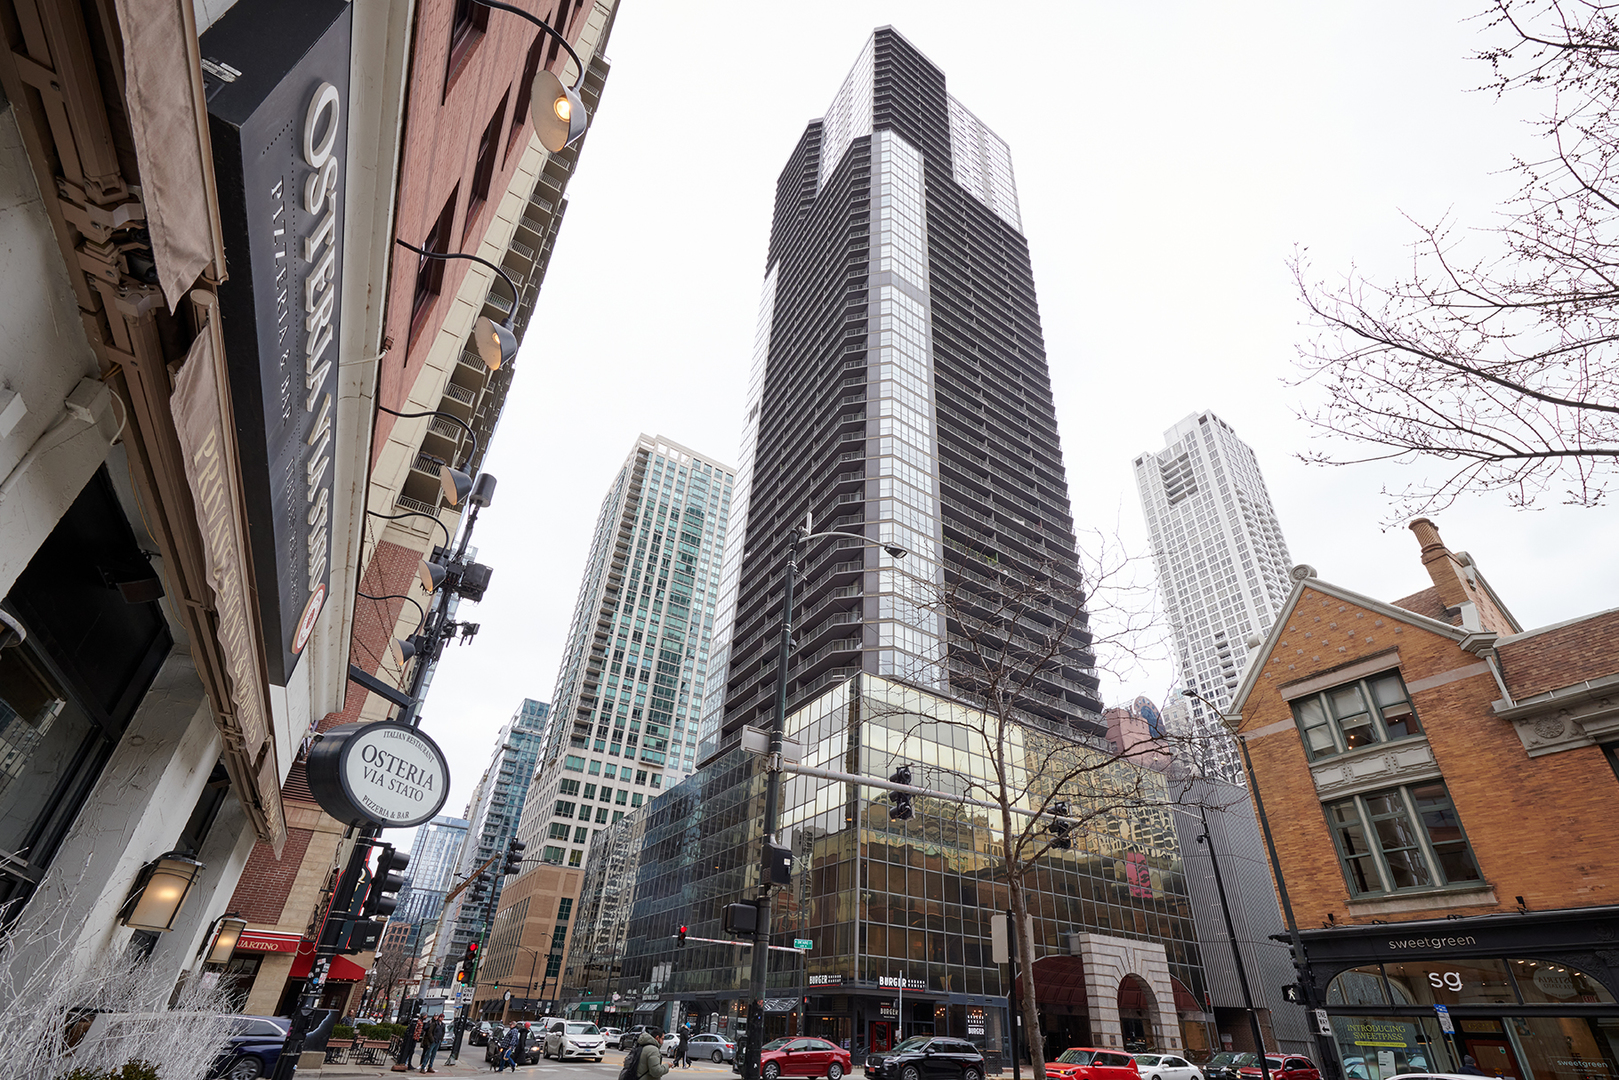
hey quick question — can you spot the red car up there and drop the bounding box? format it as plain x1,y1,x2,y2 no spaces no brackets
760,1037,853,1080
1048,1049,1142,1080
1237,1058,1320,1080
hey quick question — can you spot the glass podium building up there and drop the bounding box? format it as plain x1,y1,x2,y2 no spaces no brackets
571,676,1212,1062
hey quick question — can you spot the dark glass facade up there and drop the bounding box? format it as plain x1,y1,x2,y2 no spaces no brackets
586,677,1208,1062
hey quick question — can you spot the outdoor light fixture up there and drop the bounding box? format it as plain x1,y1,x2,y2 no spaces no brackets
474,0,590,152
120,851,206,932
469,471,497,508
884,545,908,558
390,634,427,667
396,240,519,371
0,610,26,651
206,915,248,964
440,465,475,506
419,559,447,593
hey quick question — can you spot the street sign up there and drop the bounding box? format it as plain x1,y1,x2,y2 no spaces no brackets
1313,1008,1332,1036
1435,1004,1454,1034
794,939,813,950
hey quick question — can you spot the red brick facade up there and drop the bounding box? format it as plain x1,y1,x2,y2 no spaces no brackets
1234,521,1619,927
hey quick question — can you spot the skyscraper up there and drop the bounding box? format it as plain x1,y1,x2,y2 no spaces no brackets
390,814,469,953
475,435,732,1015
701,27,1100,757
1133,411,1293,783
430,698,549,973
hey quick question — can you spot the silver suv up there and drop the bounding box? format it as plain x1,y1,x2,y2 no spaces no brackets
543,1019,606,1061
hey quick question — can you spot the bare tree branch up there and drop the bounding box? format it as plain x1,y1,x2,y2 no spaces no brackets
1292,0,1619,518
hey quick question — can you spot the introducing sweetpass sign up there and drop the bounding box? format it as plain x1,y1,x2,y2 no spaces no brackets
202,0,350,685
306,722,451,828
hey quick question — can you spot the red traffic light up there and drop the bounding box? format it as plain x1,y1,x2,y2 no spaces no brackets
677,925,688,947
468,942,478,953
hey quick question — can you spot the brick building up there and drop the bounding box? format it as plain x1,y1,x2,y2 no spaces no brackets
1228,518,1619,1080
220,0,619,1017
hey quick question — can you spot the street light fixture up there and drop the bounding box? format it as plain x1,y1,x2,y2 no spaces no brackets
742,523,906,1080
396,239,520,373
120,851,206,932
473,0,590,152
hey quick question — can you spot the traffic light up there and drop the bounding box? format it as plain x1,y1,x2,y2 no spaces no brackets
455,965,467,984
464,941,480,966
677,925,688,948
361,844,410,918
765,843,793,885
1047,801,1073,850
503,839,527,876
469,873,491,903
888,765,914,820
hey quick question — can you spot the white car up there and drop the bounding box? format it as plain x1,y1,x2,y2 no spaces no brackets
662,1032,682,1057
688,1033,738,1063
544,1020,607,1061
1134,1054,1204,1080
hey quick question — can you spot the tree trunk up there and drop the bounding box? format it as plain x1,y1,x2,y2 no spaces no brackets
1009,860,1045,1076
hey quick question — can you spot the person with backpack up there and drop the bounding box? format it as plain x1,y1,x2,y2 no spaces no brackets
676,1027,690,1069
620,1027,668,1080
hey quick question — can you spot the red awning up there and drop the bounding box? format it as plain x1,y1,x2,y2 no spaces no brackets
288,942,369,981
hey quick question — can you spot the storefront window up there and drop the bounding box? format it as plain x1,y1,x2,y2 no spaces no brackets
1329,1015,1451,1080
1383,958,1518,1006
1499,1016,1619,1080
1329,966,1390,1005
1510,960,1617,1005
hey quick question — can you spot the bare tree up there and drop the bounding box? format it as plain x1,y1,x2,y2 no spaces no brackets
369,937,415,1015
1292,0,1619,517
859,535,1211,1073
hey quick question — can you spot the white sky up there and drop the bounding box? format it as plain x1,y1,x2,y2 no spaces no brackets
405,1,1619,836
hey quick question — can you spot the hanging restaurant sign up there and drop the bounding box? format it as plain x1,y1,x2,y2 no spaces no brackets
305,722,451,829
201,0,351,686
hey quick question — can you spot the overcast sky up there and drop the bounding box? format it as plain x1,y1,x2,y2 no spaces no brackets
403,1,1619,838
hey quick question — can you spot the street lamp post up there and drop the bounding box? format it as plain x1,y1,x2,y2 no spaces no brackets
1182,687,1339,1080
741,524,905,1080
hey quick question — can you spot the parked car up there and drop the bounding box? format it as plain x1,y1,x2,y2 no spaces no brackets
663,1032,683,1057
1133,1054,1204,1080
1236,1057,1319,1080
864,1036,982,1080
689,1033,738,1062
602,1027,624,1046
208,1016,291,1080
545,1020,608,1061
1047,1049,1142,1080
620,1025,656,1050
469,1020,494,1047
1205,1054,1265,1080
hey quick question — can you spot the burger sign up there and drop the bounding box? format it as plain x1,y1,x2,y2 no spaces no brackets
305,721,450,828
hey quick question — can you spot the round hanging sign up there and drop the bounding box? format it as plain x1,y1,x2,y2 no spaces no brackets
305,721,450,828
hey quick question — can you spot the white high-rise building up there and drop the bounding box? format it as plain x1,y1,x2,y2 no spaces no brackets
1133,411,1292,783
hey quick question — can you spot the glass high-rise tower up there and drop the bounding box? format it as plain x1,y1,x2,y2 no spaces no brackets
1133,411,1293,783
702,27,1101,757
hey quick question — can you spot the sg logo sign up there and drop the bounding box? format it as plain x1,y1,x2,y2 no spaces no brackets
1428,971,1465,991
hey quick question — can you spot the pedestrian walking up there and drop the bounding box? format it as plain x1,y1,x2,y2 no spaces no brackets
676,1027,690,1069
497,1022,523,1073
420,1014,445,1072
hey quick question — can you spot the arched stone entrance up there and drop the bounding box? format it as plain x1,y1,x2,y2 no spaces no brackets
1118,974,1159,1051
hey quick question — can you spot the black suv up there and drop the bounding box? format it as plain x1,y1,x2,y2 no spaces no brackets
864,1037,985,1080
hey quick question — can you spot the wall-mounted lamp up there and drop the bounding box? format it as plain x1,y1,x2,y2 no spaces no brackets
206,915,248,964
474,0,589,152
120,851,206,933
396,240,519,372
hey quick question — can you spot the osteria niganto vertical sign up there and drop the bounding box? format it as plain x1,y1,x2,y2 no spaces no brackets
202,0,351,686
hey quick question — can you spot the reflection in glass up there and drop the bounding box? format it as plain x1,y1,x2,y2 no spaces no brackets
1510,960,1617,1005
1382,959,1516,1006
1327,967,1388,1006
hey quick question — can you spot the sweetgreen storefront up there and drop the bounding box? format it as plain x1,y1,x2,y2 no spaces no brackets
1299,908,1619,1080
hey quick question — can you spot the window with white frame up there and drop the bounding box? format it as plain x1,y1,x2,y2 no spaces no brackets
1324,782,1482,896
